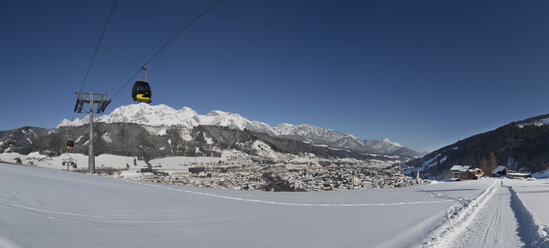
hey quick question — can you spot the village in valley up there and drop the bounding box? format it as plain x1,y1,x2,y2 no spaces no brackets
124,161,535,191
2,146,537,192
1,150,421,192
135,162,418,192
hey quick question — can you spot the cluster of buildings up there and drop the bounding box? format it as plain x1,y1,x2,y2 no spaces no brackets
449,165,484,180
276,166,417,191
135,161,419,191
449,165,532,180
491,165,532,179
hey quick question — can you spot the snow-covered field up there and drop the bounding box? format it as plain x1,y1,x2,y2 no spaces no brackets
0,162,547,248
0,151,237,177
0,150,305,172
0,152,149,170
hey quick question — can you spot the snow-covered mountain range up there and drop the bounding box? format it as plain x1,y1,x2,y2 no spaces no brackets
59,104,277,135
58,103,420,159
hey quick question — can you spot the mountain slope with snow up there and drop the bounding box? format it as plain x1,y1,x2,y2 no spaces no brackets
0,124,401,167
404,112,549,176
58,104,420,159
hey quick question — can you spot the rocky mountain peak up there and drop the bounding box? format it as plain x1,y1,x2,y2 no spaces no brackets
56,103,420,160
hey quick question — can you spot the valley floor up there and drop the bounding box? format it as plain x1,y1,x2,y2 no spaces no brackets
0,162,547,248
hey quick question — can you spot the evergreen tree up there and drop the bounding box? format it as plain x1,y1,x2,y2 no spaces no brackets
477,157,488,173
488,152,498,174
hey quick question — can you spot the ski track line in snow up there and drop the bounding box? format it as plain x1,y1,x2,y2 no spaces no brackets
123,180,455,207
0,195,300,227
0,201,238,226
0,198,265,220
422,180,499,248
440,182,524,248
508,186,549,247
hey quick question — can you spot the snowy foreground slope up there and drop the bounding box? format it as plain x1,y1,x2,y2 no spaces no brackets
0,163,548,248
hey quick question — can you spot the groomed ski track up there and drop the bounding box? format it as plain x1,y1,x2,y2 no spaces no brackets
0,162,547,248
423,179,549,248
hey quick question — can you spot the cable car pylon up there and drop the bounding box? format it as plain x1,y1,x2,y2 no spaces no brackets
73,92,111,174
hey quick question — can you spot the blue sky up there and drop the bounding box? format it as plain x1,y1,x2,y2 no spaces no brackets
1,0,549,152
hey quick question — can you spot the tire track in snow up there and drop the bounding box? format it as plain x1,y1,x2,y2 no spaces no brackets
0,196,297,227
446,183,523,248
424,180,549,248
508,186,549,247
123,180,455,207
0,201,238,226
422,180,499,248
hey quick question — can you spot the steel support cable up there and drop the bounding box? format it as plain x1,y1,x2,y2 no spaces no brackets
72,0,118,120
109,0,224,100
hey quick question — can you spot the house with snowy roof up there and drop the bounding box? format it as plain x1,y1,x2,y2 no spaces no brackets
506,172,531,179
450,165,484,180
450,165,470,180
491,166,507,177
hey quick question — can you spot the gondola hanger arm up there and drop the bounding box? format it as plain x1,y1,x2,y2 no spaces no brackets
142,66,148,80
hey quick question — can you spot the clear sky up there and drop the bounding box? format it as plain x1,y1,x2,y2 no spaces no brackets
1,0,549,152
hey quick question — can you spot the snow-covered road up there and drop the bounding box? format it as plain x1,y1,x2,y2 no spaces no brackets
436,182,524,248
423,179,549,248
0,163,547,248
457,184,523,247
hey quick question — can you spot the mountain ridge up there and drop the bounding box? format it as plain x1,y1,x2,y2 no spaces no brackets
58,103,421,159
404,113,549,176
0,124,403,169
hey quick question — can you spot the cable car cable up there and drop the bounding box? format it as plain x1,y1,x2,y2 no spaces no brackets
109,0,224,100
71,0,118,121
66,0,117,154
77,0,118,94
